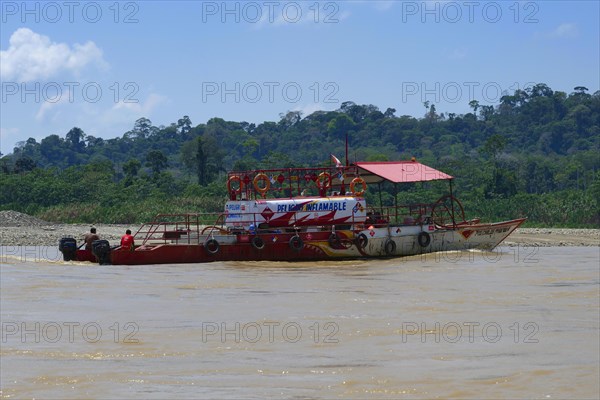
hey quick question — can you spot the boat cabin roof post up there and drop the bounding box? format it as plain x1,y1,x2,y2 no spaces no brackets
393,182,398,224
377,182,383,215
449,178,456,228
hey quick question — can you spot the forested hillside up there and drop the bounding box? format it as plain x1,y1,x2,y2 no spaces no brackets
1,84,599,226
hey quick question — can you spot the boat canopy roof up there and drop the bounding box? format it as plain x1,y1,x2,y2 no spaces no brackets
353,161,453,184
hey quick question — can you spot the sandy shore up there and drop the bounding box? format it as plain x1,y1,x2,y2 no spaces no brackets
504,228,599,247
0,224,598,247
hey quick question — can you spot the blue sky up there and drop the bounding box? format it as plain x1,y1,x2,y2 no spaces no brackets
1,0,599,155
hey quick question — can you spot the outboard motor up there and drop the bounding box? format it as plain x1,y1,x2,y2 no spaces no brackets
58,237,77,261
92,239,112,265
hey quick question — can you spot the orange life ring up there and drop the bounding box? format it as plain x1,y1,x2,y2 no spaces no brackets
227,176,243,195
253,173,270,197
350,177,367,196
317,172,332,190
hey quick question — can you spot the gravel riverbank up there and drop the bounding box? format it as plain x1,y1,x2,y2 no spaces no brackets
0,211,598,247
0,210,138,247
504,228,599,247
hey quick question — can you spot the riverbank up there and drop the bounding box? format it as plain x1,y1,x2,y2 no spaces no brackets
503,228,600,247
0,223,139,247
1,210,598,247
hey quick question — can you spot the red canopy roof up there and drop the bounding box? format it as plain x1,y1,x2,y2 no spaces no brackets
353,161,453,184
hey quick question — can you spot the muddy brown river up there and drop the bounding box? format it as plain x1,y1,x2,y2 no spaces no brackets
1,246,598,399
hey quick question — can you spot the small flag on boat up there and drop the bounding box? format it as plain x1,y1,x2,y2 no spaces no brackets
331,154,343,168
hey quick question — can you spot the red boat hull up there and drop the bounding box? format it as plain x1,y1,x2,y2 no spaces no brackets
76,230,351,265
72,218,527,265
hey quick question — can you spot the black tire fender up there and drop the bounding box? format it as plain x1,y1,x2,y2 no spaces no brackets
355,233,368,249
205,238,220,254
384,238,396,255
251,236,265,250
289,235,304,252
418,231,431,247
328,232,341,248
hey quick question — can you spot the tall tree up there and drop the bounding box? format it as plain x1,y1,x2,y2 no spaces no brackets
145,150,168,177
14,156,36,173
468,100,480,117
480,134,506,163
123,158,141,178
177,115,193,137
66,127,86,152
196,136,208,185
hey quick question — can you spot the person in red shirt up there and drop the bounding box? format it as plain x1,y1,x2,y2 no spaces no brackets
121,229,135,251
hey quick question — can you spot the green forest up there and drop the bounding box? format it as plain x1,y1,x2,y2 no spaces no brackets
1,84,599,227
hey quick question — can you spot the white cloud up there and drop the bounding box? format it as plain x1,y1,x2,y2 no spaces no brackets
337,10,351,22
291,102,335,118
35,95,70,121
77,94,168,140
29,93,167,141
111,93,167,115
70,93,169,132
0,28,107,82
550,23,578,38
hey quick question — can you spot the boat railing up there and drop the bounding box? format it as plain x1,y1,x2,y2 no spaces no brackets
132,198,448,246
365,202,436,228
134,213,225,246
227,166,361,200
200,213,229,237
134,206,372,246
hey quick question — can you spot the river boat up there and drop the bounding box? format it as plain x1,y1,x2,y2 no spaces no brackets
59,159,526,265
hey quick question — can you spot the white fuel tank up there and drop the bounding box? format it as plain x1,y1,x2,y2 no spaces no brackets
225,196,366,229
